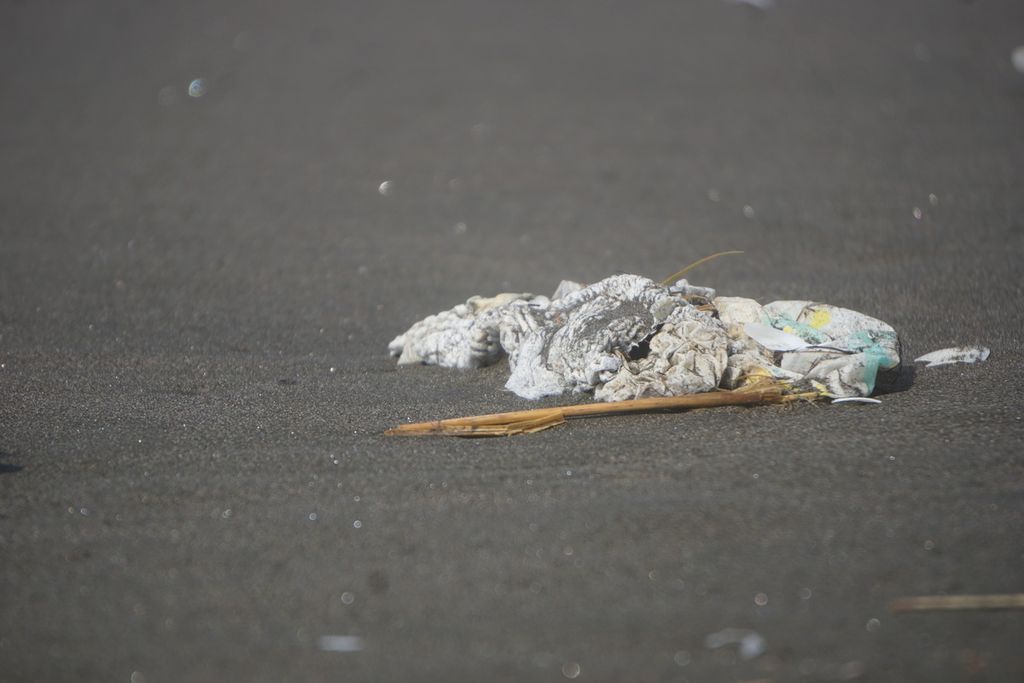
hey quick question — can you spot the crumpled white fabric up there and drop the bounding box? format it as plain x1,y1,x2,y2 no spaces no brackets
388,274,899,400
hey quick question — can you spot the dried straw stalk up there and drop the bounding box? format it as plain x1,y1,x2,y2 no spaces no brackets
386,381,816,437
659,250,744,285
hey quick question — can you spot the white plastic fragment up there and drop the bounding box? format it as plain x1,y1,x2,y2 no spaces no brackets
914,346,990,368
743,322,810,351
831,397,883,405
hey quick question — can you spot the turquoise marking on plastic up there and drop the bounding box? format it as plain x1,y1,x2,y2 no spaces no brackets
847,330,874,351
848,330,899,369
859,350,881,394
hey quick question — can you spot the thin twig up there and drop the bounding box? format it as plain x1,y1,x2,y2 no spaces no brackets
660,250,744,286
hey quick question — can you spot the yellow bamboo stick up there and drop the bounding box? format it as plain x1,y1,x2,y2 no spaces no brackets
385,384,814,437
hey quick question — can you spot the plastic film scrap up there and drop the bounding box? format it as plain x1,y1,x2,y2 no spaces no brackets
914,346,990,368
388,274,901,401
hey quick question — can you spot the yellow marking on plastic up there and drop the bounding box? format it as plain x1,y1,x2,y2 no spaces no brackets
808,309,832,329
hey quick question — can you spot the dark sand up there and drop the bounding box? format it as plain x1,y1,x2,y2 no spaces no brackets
1,1,1023,680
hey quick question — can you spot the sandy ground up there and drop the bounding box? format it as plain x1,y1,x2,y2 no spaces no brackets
1,1,1023,680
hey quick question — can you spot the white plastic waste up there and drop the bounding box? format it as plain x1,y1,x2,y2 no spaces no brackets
914,346,990,368
388,274,902,401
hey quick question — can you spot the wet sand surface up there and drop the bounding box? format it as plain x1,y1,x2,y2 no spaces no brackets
1,1,1023,680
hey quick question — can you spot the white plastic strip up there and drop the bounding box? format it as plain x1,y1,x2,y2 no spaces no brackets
914,346,990,368
743,322,811,352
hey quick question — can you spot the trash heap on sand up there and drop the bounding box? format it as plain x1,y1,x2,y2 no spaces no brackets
388,273,901,402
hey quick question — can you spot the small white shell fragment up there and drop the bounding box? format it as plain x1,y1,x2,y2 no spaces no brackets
187,78,207,98
914,346,990,368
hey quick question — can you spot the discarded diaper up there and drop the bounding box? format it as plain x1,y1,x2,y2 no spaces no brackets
388,273,901,401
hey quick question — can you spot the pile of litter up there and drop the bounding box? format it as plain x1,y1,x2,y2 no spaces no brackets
389,273,899,401
386,263,987,436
